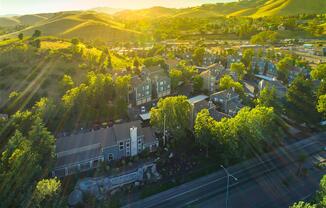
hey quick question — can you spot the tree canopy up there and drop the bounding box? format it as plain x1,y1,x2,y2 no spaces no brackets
150,96,191,139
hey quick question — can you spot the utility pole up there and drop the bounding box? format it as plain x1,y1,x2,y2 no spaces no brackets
163,113,166,146
220,165,238,208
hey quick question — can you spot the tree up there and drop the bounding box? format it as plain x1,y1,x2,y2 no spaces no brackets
115,75,131,101
219,75,244,95
290,202,316,208
255,84,279,110
241,49,254,67
32,30,41,38
311,64,326,118
28,117,56,167
231,62,246,80
291,174,326,208
277,57,293,84
71,38,80,45
18,33,24,40
150,96,191,139
194,106,279,161
32,178,61,207
0,135,41,207
194,109,216,157
177,61,197,82
311,64,326,81
250,31,278,45
317,94,326,118
169,69,182,91
193,75,203,93
60,74,74,92
311,64,326,97
286,75,319,125
192,47,205,66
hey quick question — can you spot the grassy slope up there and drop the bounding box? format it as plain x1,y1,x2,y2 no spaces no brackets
0,38,130,103
252,0,326,17
115,0,326,19
1,11,141,42
0,14,47,27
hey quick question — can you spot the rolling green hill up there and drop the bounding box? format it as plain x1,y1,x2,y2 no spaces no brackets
114,0,326,19
1,11,141,42
0,14,48,27
0,0,325,42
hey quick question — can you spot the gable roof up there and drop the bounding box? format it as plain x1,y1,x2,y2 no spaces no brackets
56,121,147,154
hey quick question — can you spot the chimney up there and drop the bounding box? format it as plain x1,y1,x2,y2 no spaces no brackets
130,127,138,156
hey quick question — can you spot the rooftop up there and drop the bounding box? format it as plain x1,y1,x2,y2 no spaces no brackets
188,95,209,105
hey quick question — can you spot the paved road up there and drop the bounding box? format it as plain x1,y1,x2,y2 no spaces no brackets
123,132,326,208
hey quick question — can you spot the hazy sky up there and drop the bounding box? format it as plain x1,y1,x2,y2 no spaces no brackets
0,0,235,15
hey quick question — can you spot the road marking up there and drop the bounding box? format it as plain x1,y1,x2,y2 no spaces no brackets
124,135,325,208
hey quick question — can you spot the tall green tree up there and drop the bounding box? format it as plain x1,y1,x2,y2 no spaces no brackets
231,62,246,80
193,75,203,93
192,47,205,66
169,69,182,91
317,94,326,119
277,56,293,84
194,109,218,157
286,75,319,125
18,33,24,40
219,75,244,95
241,49,254,67
150,96,191,139
32,30,41,38
255,84,280,111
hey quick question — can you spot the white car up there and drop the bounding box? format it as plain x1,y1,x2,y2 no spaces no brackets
140,106,146,114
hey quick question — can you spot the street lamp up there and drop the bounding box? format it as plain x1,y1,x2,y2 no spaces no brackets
220,165,238,208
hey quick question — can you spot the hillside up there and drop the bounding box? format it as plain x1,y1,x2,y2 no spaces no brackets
0,37,131,105
0,14,48,27
1,11,141,42
114,0,326,19
89,7,125,14
115,6,179,20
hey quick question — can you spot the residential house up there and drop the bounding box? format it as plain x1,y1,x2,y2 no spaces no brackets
188,95,209,126
130,76,152,106
54,120,158,177
210,90,243,116
226,55,241,69
130,67,171,106
145,67,171,99
165,58,179,71
202,52,218,66
199,63,225,92
252,58,278,78
258,78,287,98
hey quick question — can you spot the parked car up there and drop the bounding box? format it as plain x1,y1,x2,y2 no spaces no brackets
141,106,146,114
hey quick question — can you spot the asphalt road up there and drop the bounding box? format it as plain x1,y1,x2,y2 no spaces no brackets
123,132,326,208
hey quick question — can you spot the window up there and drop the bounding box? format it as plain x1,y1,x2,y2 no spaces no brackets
146,85,150,90
108,154,113,161
119,141,124,151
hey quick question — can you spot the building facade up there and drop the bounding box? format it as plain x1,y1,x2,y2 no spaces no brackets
53,121,158,177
